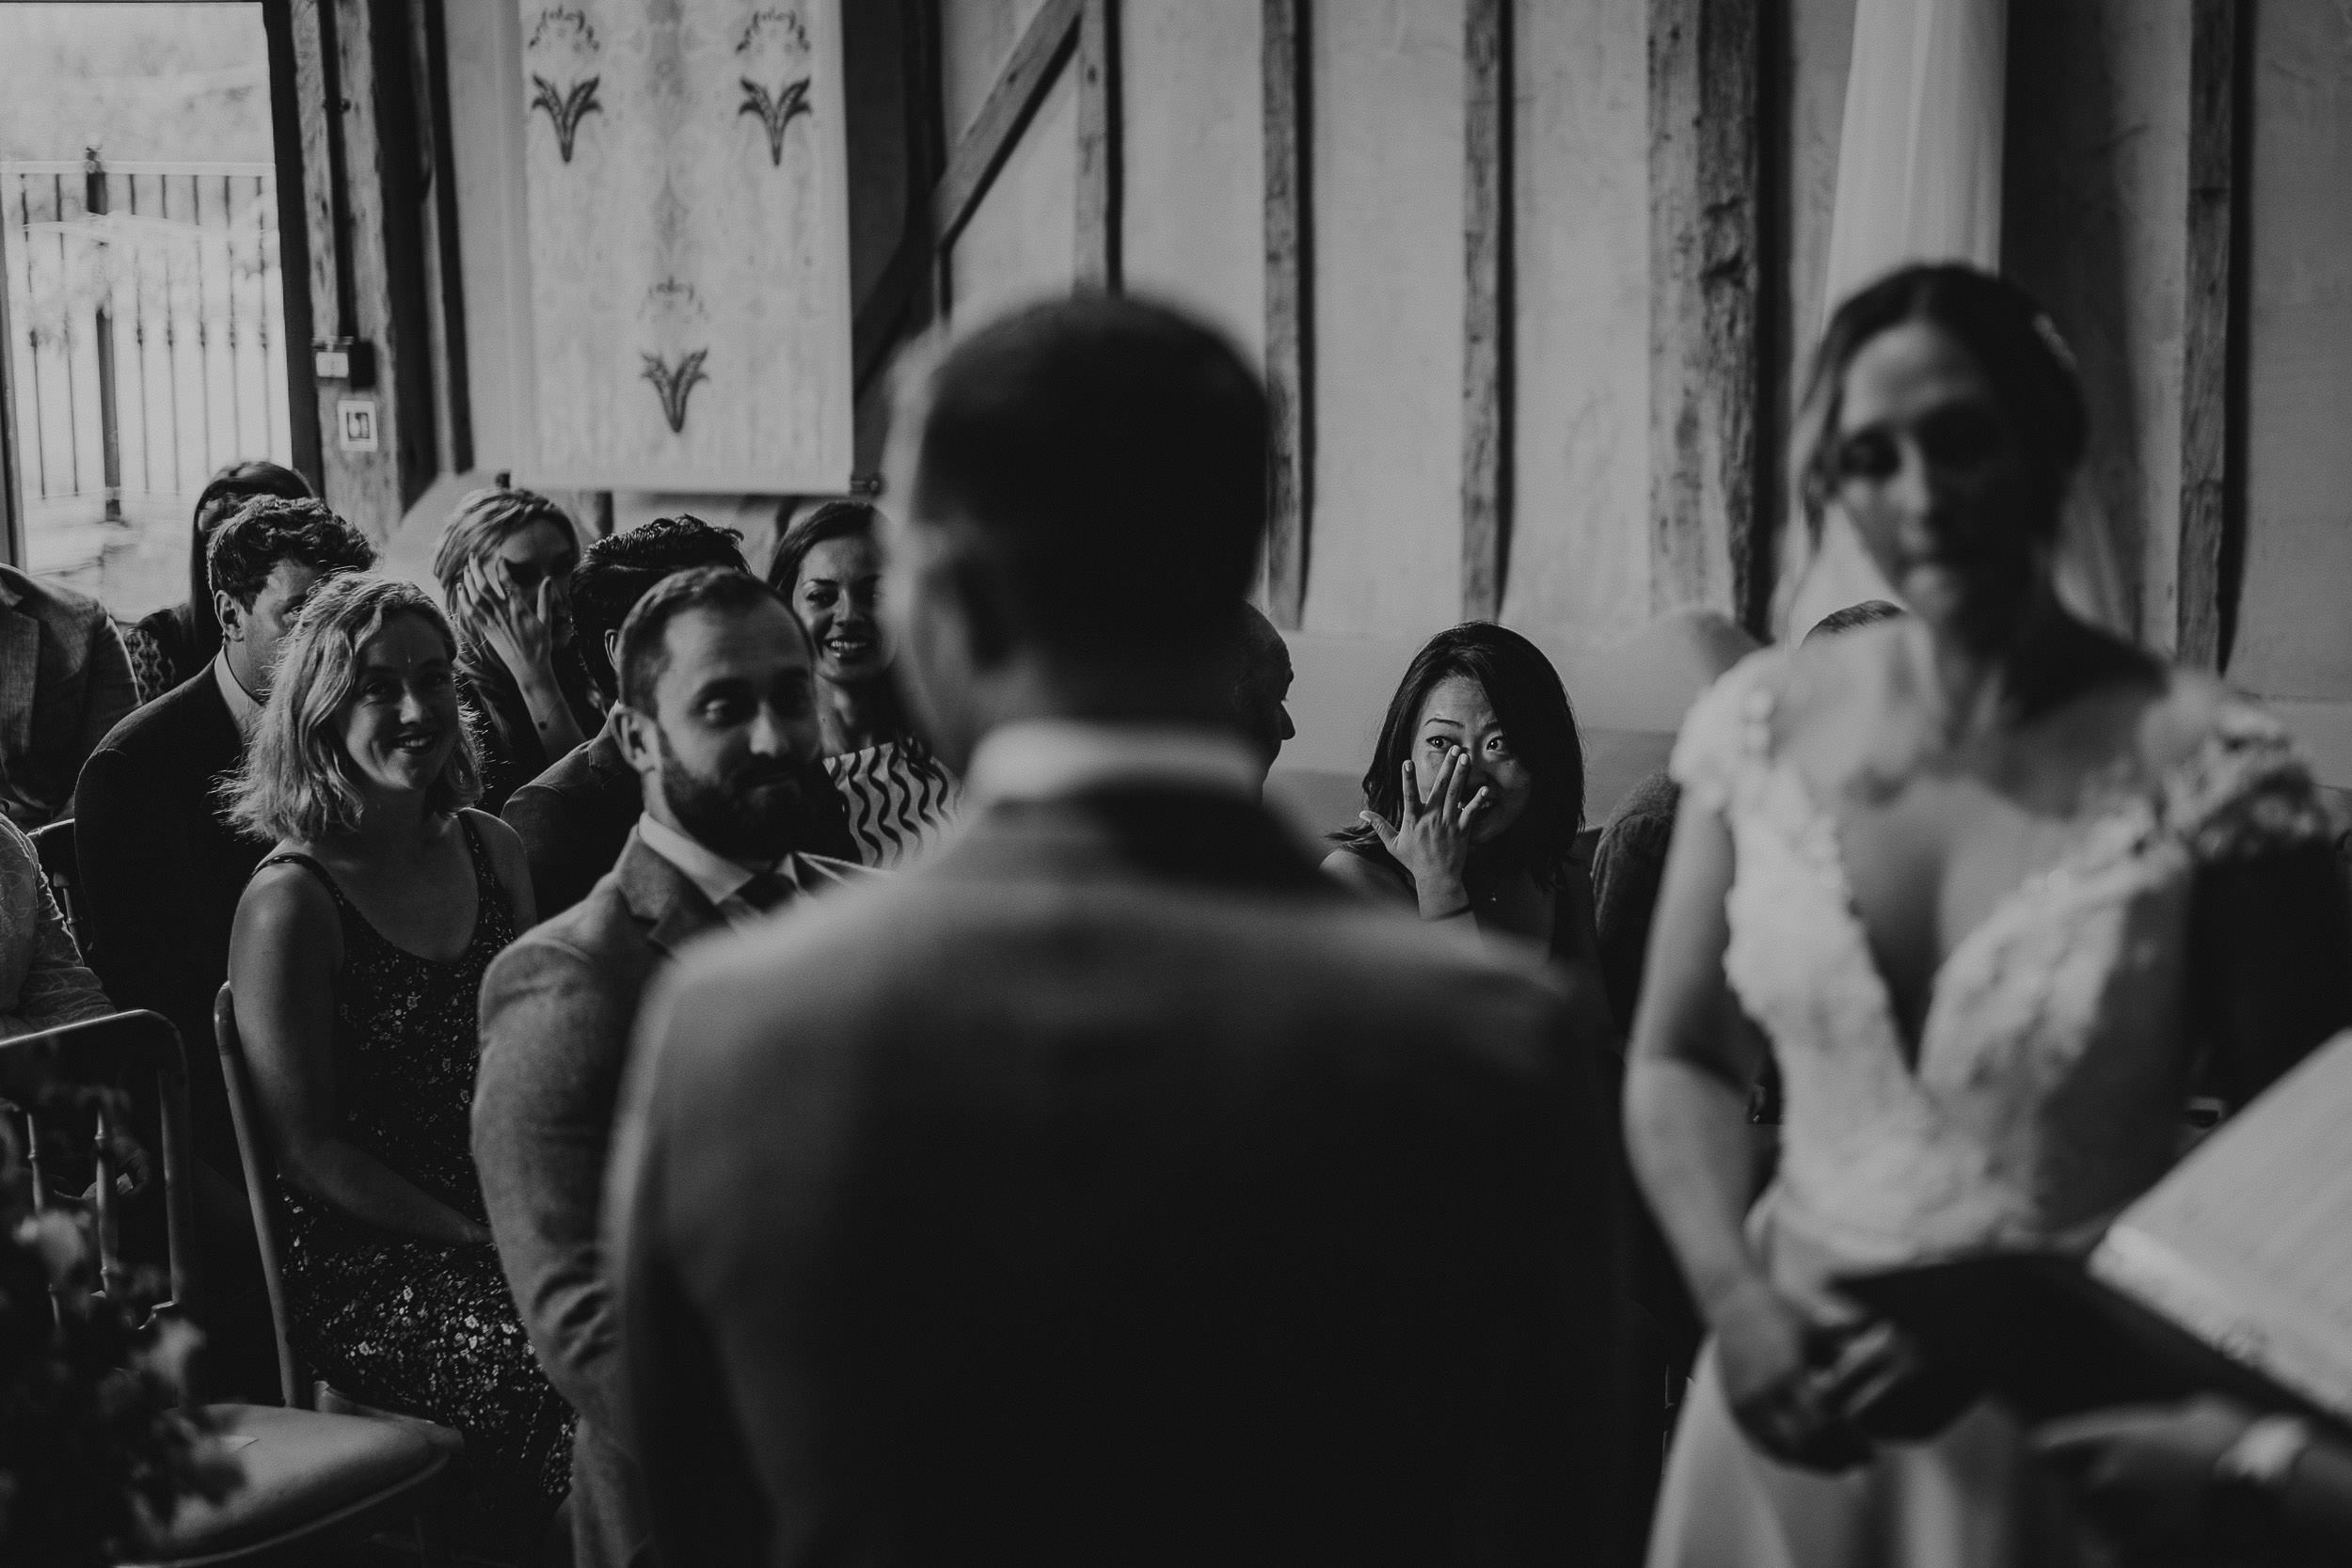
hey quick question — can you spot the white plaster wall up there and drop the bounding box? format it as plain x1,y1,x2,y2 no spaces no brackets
1302,0,1463,641
2233,0,2352,706
948,63,1077,328
1120,0,1263,365
2004,0,2190,645
442,0,528,478
1503,0,1649,649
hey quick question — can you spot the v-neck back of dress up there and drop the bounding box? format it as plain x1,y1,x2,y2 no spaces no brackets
1673,646,2330,1277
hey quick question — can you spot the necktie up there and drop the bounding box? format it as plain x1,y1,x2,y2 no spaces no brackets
736,866,797,914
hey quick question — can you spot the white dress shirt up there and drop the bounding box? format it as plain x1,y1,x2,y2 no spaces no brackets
963,721,1260,808
635,815,869,928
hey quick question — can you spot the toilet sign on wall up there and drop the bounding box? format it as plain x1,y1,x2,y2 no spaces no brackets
503,1,855,494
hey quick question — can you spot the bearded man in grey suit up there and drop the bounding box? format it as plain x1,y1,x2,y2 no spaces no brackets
609,296,1629,1567
475,566,864,1568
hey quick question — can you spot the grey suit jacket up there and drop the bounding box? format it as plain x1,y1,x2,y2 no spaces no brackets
611,785,1629,1568
0,564,135,828
476,829,865,1568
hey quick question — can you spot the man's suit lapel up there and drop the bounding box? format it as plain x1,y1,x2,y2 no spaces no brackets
615,831,726,957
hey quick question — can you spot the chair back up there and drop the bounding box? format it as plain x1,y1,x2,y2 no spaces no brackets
27,817,87,953
212,982,306,1409
0,1009,199,1320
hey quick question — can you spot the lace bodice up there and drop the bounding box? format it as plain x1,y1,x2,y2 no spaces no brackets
1673,648,2334,1277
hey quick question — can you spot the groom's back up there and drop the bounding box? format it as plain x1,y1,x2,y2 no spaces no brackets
618,792,1625,1567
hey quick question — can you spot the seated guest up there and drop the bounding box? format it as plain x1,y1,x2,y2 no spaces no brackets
505,515,757,919
477,566,867,1568
76,498,375,1176
767,499,959,865
224,574,570,1540
1590,599,1904,1035
1,815,111,1039
432,486,596,815
612,296,1625,1566
1323,623,1611,1005
0,562,135,830
1228,601,1295,790
120,460,313,705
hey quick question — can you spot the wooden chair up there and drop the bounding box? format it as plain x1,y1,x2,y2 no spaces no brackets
210,985,473,1434
29,816,87,953
0,1009,460,1567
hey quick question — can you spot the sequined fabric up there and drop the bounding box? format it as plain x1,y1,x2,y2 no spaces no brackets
259,816,572,1518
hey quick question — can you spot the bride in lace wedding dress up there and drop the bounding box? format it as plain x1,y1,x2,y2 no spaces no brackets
1627,265,2352,1568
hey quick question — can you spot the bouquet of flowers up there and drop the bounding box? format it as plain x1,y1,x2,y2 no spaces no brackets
0,1075,237,1568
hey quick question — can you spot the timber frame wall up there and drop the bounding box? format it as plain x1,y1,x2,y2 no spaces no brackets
845,0,1788,637
0,0,2265,673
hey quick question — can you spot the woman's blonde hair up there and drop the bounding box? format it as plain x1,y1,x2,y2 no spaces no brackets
223,574,481,843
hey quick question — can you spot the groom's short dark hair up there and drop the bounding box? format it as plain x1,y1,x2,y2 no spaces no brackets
911,294,1267,659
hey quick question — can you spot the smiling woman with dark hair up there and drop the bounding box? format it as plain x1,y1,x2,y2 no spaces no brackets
1323,623,1606,986
768,499,958,866
224,575,568,1546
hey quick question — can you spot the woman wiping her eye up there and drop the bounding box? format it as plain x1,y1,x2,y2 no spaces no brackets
1323,622,1609,1003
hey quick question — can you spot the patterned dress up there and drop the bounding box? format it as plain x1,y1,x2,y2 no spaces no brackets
259,816,572,1523
825,736,960,868
1645,647,2340,1568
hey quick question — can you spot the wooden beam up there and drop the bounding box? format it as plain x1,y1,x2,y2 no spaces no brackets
2177,0,2247,670
1461,0,1510,621
931,0,1081,257
262,0,324,489
0,225,21,566
316,0,433,531
1075,0,1122,289
1263,0,1311,627
287,0,347,446
410,0,472,477
854,0,1076,385
1647,0,1761,617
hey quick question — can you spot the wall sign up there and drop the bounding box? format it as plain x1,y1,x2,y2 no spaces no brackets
337,398,380,452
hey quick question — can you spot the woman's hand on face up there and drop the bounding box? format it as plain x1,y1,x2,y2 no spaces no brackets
1715,1279,1872,1472
1359,745,1489,916
462,560,559,685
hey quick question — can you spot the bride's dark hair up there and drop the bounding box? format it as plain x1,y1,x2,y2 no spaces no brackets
1791,264,2088,548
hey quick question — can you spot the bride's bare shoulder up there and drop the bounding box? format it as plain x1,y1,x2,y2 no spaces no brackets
1772,617,1913,736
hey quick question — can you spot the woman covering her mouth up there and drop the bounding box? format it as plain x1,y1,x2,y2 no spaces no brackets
767,499,959,867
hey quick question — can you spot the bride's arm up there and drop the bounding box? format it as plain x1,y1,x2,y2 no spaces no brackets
1624,790,1866,1468
1623,794,1770,1320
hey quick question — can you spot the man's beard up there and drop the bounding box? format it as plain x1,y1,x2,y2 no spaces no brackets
657,735,828,863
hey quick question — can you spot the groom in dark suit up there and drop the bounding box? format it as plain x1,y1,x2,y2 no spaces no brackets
611,296,1628,1567
475,566,866,1568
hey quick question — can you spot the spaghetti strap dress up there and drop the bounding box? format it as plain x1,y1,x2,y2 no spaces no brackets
256,814,572,1520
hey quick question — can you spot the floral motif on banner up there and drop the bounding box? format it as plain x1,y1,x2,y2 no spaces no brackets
516,0,851,490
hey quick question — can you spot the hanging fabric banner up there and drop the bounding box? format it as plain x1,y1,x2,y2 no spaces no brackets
510,0,852,493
